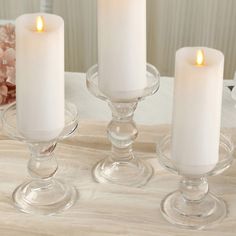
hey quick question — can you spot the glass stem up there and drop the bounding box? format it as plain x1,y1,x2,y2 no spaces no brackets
180,176,209,203
27,142,58,183
107,101,138,163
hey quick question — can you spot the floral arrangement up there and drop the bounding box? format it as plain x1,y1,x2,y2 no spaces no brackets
0,23,15,105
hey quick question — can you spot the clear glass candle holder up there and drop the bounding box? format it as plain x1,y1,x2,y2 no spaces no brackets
2,102,78,215
86,64,160,187
157,133,234,230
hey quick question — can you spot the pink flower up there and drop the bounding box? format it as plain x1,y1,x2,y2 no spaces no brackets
0,67,6,81
0,23,15,105
4,24,15,39
6,66,15,84
0,47,3,57
0,84,8,105
0,27,8,45
3,48,15,66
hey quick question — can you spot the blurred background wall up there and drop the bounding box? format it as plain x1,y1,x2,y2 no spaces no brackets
0,0,235,79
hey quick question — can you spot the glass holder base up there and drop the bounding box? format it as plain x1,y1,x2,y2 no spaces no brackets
161,190,227,230
93,156,153,187
13,179,78,215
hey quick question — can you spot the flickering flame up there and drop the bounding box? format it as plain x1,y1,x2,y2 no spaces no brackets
196,49,205,66
36,16,44,32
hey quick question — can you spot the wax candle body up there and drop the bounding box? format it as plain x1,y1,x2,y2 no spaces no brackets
172,47,224,175
97,0,147,101
16,13,64,141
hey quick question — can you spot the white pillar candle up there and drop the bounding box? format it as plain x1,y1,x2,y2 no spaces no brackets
16,13,64,141
172,47,224,175
97,0,147,100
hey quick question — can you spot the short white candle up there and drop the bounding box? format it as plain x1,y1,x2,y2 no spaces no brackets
97,0,147,100
16,13,64,141
172,47,224,175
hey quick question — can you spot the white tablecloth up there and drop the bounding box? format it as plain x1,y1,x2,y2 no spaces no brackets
65,72,236,128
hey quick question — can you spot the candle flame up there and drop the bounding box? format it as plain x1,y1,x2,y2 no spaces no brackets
196,49,205,66
36,16,44,32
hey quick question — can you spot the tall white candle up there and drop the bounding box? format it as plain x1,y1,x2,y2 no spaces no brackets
97,0,147,100
16,13,64,141
172,47,224,175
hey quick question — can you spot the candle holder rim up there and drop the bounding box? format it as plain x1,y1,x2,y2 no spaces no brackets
86,63,160,103
2,101,78,143
157,132,234,177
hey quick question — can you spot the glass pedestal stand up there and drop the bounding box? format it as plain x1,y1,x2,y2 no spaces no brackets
86,64,160,187
2,102,78,215
157,134,234,230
